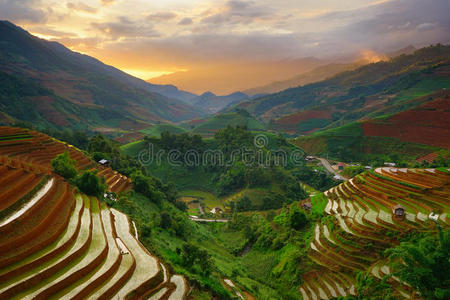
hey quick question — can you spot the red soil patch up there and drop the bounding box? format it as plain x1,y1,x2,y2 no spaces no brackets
362,97,450,149
416,152,447,164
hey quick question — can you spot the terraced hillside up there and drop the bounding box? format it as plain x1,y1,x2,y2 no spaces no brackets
299,168,450,299
0,126,131,194
0,132,187,299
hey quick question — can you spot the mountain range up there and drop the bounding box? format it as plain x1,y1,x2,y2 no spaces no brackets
233,44,450,135
0,21,203,131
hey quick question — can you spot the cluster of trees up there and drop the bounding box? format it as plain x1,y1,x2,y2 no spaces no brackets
386,227,450,299
292,166,337,191
216,165,267,196
224,168,307,211
177,243,213,276
51,152,106,197
346,227,450,300
132,171,186,210
87,134,147,177
273,204,309,230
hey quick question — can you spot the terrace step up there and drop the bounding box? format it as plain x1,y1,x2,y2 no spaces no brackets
0,180,72,254
0,193,84,283
148,286,169,300
0,194,92,299
0,177,53,230
109,209,162,298
167,275,187,300
0,185,76,270
22,197,108,299
58,201,122,299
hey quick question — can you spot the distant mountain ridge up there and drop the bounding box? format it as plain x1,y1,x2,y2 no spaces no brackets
243,46,418,97
191,91,249,114
0,20,202,131
243,62,364,96
148,57,324,95
235,44,450,135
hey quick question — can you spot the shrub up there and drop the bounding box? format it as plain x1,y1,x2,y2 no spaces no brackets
51,151,78,179
289,205,308,230
132,172,165,204
75,170,106,197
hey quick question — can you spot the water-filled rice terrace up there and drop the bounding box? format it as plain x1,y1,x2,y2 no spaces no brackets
0,127,187,299
300,167,450,300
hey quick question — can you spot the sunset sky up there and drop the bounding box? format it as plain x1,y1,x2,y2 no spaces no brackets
1,0,449,94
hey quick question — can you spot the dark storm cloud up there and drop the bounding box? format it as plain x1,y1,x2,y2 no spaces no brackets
0,0,48,23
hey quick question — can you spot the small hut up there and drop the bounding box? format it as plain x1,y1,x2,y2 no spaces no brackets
392,204,405,217
302,202,312,212
98,159,110,167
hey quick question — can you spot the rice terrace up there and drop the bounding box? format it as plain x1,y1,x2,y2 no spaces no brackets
0,0,450,299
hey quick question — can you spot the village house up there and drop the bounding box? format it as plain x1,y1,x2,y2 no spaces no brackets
98,159,110,167
210,207,223,214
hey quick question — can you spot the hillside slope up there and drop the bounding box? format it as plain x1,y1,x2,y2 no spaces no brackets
300,167,450,299
0,127,187,299
292,90,450,162
0,21,201,131
187,109,265,137
236,45,450,135
243,61,364,96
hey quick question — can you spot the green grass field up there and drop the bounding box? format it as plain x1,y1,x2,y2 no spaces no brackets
139,124,187,137
191,112,265,136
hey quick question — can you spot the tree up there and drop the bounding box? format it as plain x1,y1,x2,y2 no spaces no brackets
160,212,172,229
354,271,394,300
75,170,106,197
289,204,308,230
181,243,213,276
236,196,252,212
132,172,165,204
51,151,78,179
386,227,450,299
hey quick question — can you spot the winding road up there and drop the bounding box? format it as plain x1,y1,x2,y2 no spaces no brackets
316,157,347,180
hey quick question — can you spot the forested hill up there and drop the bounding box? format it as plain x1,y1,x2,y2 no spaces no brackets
0,20,202,131
235,45,450,135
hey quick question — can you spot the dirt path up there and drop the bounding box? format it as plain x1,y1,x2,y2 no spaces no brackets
188,216,228,223
316,157,346,180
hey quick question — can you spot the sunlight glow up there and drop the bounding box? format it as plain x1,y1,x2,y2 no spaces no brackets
122,68,188,80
